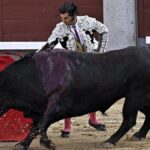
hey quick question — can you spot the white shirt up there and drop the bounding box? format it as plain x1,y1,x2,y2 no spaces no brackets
48,15,108,53
70,24,84,45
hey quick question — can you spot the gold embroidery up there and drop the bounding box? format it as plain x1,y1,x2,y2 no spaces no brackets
75,41,85,52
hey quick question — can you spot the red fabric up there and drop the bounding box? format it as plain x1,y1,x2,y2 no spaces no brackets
0,56,14,71
0,55,32,141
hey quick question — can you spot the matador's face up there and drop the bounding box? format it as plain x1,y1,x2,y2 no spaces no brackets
60,12,76,26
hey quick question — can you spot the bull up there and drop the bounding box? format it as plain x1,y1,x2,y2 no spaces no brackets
0,46,150,150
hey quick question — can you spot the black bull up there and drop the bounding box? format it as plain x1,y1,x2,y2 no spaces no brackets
0,46,150,149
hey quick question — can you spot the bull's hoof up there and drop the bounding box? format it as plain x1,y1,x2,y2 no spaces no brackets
14,143,28,150
40,137,56,150
100,141,115,148
130,135,145,141
130,132,145,141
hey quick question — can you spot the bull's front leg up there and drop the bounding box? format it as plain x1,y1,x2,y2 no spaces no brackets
15,121,39,150
38,93,65,150
38,116,58,150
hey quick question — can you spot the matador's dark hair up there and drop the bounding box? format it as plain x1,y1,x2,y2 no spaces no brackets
58,2,78,16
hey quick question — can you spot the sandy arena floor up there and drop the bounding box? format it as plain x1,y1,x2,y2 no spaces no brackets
0,99,150,150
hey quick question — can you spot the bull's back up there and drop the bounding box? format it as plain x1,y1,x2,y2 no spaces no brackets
33,47,150,114
34,47,150,95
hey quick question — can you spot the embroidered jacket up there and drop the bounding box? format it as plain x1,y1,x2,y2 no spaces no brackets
47,15,108,53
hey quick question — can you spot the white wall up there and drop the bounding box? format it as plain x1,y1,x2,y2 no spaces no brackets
104,0,137,51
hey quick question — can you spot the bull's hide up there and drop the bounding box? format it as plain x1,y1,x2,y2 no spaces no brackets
0,46,150,149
